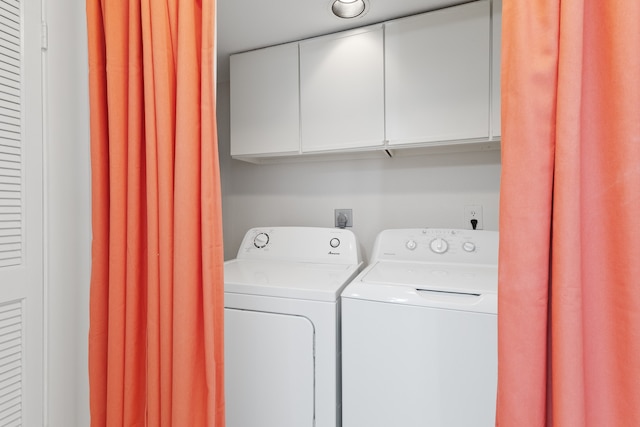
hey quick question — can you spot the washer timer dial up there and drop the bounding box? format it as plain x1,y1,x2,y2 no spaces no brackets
429,237,449,254
253,232,270,249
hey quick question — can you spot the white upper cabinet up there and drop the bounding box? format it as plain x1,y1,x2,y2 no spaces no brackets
385,0,491,146
228,0,501,162
492,0,502,138
230,42,300,157
299,26,385,152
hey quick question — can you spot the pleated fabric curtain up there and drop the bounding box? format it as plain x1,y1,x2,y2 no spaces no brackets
86,0,225,425
497,0,640,425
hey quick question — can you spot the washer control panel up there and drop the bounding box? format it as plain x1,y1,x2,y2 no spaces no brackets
373,228,498,265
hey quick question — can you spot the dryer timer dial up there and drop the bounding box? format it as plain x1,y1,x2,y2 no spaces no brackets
253,232,270,249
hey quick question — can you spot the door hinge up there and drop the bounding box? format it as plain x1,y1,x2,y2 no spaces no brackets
41,22,48,51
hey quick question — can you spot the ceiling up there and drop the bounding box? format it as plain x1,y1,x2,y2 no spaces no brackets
216,0,470,83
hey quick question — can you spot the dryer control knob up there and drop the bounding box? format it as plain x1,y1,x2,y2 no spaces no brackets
253,232,270,249
405,240,417,251
429,237,448,254
330,238,341,248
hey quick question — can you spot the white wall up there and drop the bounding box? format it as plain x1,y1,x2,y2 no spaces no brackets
45,0,92,425
218,82,501,262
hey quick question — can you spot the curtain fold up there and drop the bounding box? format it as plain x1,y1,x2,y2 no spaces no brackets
87,0,225,425
497,0,640,425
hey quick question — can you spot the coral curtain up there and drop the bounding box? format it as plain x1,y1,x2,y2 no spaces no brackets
86,0,225,425
497,0,640,426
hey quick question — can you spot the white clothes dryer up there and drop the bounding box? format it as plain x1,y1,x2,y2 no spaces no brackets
224,227,363,427
341,228,498,427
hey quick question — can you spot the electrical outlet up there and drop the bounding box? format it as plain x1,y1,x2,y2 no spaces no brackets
464,205,483,230
334,209,353,228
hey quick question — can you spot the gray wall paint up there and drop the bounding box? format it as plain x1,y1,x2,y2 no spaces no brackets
218,82,501,262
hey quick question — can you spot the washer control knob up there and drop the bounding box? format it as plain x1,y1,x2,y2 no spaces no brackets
253,232,270,249
462,241,476,252
429,237,449,254
405,240,417,251
330,238,341,248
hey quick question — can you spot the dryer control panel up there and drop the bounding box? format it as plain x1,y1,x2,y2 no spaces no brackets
371,228,498,265
237,226,362,265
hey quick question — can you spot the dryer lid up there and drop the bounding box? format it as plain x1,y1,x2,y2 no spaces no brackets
225,259,362,301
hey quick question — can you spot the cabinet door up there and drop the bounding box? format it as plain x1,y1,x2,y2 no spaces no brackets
230,43,300,156
385,0,491,145
300,27,384,152
492,0,502,139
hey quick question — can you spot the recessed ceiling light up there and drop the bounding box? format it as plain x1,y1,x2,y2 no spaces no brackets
331,0,367,19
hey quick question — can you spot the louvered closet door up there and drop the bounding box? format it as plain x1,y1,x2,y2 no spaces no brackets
0,0,44,426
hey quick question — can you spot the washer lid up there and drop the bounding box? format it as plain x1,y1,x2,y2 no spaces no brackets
342,261,497,314
224,259,362,302
361,261,497,295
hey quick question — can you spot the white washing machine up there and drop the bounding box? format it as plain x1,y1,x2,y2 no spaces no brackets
224,227,363,427
341,228,498,427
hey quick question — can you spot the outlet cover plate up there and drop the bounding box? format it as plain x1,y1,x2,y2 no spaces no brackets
334,209,353,228
464,205,483,230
